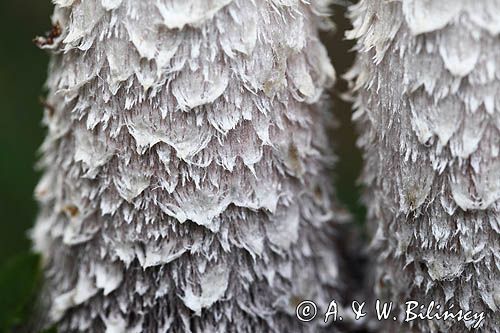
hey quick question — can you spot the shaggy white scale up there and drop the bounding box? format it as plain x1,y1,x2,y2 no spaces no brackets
348,1,500,332
33,0,347,332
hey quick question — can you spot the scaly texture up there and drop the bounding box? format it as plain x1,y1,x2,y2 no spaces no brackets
32,0,347,332
348,0,500,332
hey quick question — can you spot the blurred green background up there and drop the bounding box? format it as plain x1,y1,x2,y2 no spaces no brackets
0,1,51,265
0,1,362,332
0,1,52,331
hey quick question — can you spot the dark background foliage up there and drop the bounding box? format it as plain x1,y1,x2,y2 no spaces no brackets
0,1,52,331
0,1,361,332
